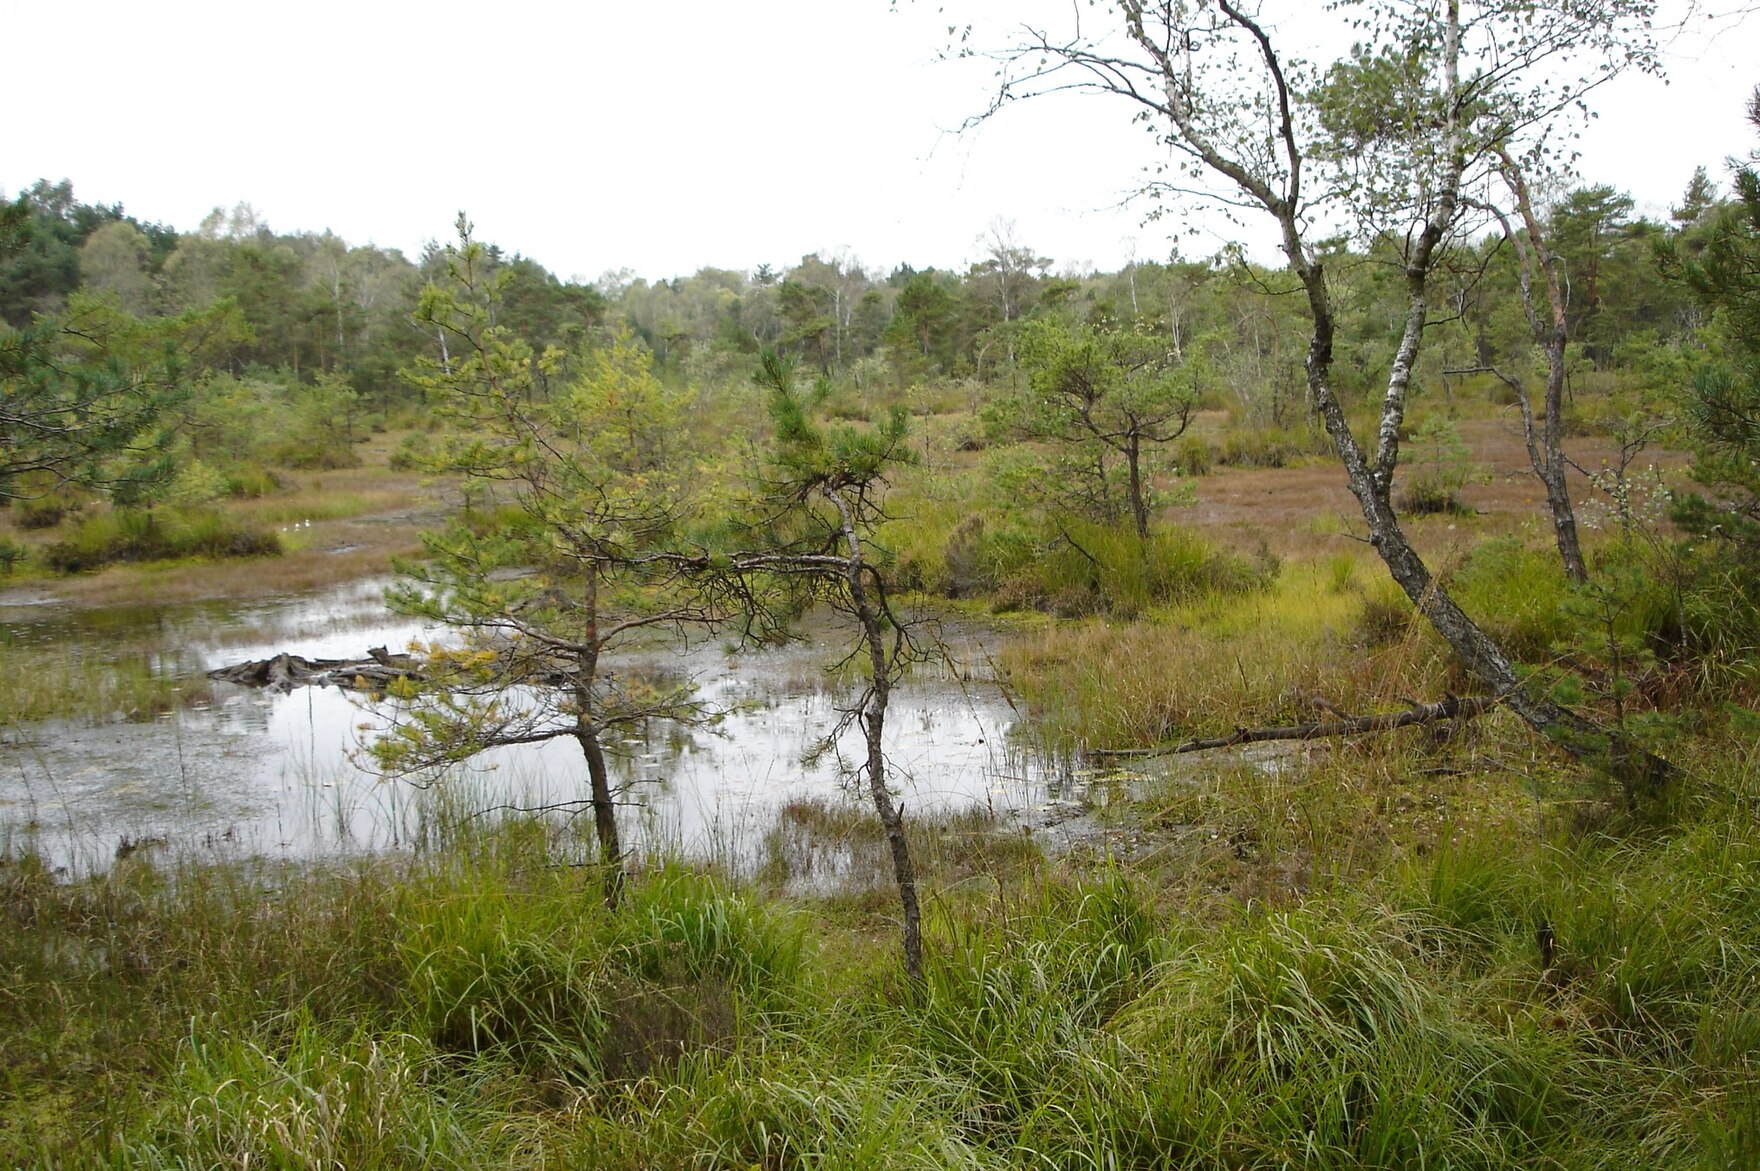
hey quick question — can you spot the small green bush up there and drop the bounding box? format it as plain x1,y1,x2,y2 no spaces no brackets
1177,434,1214,476
996,518,1264,616
13,496,70,530
1397,417,1480,515
388,432,432,471
0,536,26,576
1396,475,1473,515
1215,426,1328,469
223,463,283,499
266,439,364,471
42,508,282,574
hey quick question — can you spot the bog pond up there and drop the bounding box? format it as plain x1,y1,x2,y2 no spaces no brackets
1,580,1129,877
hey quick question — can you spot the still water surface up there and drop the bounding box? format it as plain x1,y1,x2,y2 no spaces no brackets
2,580,1090,874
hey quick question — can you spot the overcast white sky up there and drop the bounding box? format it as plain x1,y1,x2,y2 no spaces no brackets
6,1,1757,283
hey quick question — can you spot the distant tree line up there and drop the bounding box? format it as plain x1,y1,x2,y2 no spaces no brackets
2,178,1730,409
0,150,1750,538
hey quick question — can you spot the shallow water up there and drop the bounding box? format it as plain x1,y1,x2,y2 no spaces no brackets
2,580,1099,875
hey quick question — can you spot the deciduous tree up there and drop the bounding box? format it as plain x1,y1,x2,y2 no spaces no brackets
1659,88,1760,591
1465,150,1589,581
968,0,1677,792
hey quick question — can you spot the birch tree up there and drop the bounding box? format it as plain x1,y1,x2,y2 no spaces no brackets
968,0,1676,795
1471,151,1590,582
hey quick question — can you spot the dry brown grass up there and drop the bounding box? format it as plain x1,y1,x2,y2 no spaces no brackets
1174,415,1690,560
0,434,448,608
1,411,1689,612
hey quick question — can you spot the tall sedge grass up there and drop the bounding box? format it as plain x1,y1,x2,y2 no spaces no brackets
1448,537,1580,661
130,1020,493,1169
0,641,202,723
1002,559,1449,749
5,524,1760,1167
7,774,1760,1168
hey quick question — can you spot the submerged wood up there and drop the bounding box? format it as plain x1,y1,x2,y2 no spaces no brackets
1089,693,1500,759
207,645,424,692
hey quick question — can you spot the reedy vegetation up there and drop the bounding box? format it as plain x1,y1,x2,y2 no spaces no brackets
4,756,1760,1168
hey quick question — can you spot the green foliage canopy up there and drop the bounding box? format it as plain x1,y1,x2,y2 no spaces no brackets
1659,89,1760,572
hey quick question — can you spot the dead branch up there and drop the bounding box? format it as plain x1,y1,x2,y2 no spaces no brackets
1088,693,1500,759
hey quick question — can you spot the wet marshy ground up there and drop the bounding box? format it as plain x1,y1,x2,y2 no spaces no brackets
2,581,1122,876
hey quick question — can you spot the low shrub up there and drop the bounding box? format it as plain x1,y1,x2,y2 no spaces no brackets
222,463,283,499
14,496,70,530
42,508,282,574
1177,434,1214,476
1397,417,1480,515
1396,475,1473,515
265,438,363,471
875,480,1255,614
1215,426,1329,469
387,433,429,471
993,518,1264,616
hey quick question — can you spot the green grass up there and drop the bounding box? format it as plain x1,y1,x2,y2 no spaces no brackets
0,641,204,724
249,491,375,525
39,507,281,574
4,510,1757,1168
1000,558,1448,749
4,745,1759,1169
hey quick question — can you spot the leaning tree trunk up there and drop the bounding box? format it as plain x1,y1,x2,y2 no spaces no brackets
832,489,923,982
576,720,625,909
1285,219,1675,803
1118,0,1671,799
575,570,624,908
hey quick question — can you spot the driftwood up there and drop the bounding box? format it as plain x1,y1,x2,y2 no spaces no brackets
207,645,424,692
1088,694,1500,759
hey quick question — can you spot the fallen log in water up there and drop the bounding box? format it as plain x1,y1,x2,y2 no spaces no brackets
207,645,424,692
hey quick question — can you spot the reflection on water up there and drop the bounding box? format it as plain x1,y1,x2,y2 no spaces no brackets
2,581,1091,875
